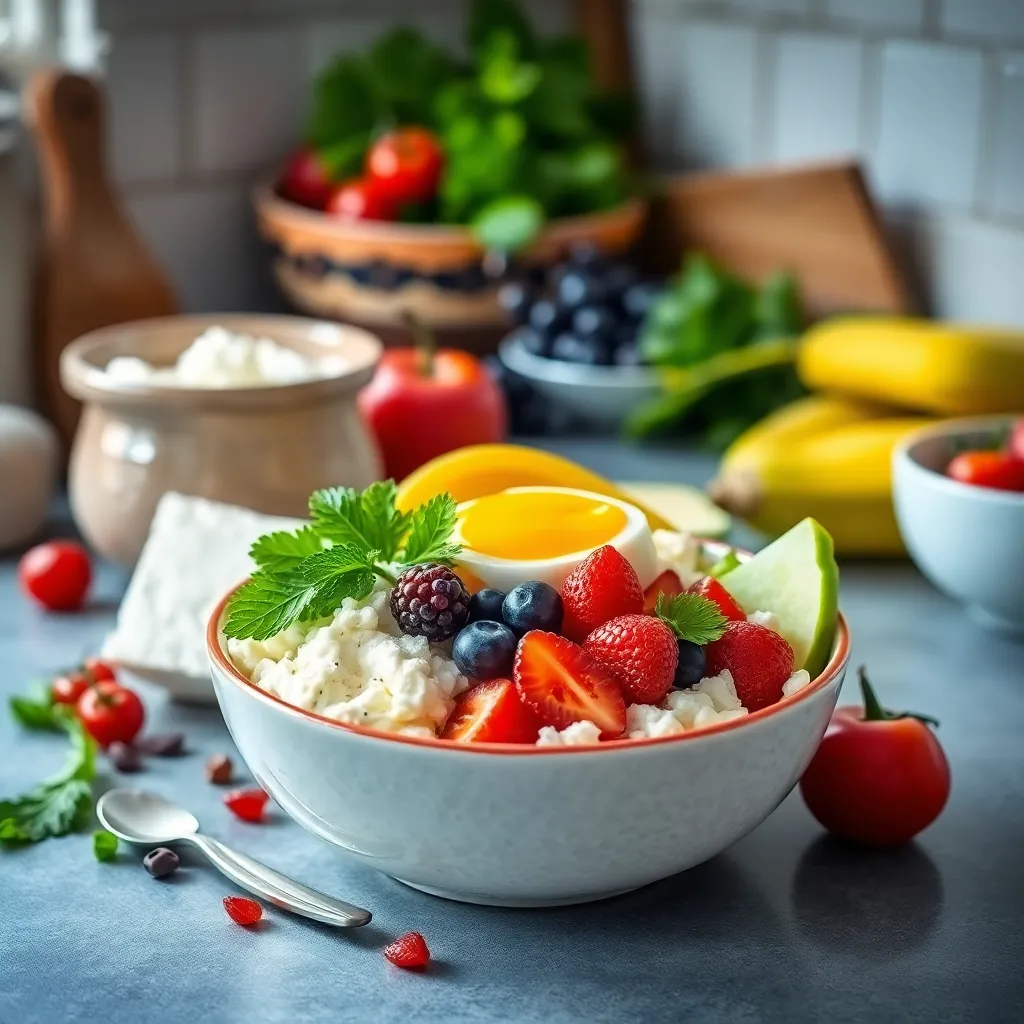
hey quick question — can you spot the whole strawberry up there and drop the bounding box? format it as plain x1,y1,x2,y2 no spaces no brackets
560,545,644,643
584,614,679,705
705,621,794,712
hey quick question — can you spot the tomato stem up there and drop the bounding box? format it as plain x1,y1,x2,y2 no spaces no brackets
402,309,435,378
857,666,940,728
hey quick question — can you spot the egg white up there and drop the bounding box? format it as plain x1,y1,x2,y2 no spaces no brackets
453,487,660,594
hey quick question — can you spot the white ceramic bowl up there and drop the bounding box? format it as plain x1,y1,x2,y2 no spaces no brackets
893,417,1024,635
207,562,849,907
498,333,660,430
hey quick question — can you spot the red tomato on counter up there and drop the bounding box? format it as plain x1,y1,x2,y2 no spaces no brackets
366,127,444,205
77,680,145,748
358,345,507,482
800,667,950,846
18,541,92,612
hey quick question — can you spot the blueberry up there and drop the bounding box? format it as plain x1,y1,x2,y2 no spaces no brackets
502,582,563,636
515,326,550,357
621,281,662,321
469,588,507,623
498,282,533,325
602,262,639,301
673,640,707,689
613,343,643,366
528,299,564,340
572,305,616,343
556,270,604,313
568,240,604,270
453,621,518,680
551,332,608,365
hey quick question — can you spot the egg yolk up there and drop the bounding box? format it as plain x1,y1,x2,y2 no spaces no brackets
457,491,628,560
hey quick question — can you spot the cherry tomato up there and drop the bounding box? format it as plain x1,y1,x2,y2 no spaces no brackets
366,127,444,205
947,450,1024,492
77,680,145,748
1009,418,1024,463
18,541,92,612
325,177,398,222
277,146,334,209
800,667,950,846
52,659,117,705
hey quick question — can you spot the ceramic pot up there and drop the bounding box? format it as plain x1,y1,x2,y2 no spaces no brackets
254,183,648,333
60,313,383,565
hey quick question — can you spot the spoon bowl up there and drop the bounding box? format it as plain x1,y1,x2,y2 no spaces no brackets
97,789,200,844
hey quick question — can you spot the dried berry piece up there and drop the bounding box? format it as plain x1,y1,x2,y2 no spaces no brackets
223,896,262,927
136,732,185,757
224,787,268,823
143,847,180,878
107,741,143,773
205,753,233,785
383,932,430,970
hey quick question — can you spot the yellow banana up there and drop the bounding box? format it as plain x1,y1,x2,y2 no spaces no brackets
799,317,1024,415
709,398,937,556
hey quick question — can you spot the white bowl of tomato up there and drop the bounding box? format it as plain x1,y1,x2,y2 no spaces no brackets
893,416,1024,634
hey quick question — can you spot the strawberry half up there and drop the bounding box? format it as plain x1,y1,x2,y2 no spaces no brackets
584,614,679,705
514,631,626,738
688,576,746,622
439,678,542,744
643,569,683,615
383,932,430,970
704,621,794,712
560,546,644,643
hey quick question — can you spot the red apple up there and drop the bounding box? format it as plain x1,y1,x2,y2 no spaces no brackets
278,146,334,209
358,346,507,482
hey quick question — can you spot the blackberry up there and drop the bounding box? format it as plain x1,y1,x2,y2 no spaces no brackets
390,563,470,642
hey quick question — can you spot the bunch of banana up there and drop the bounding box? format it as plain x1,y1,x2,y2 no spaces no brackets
709,317,1024,555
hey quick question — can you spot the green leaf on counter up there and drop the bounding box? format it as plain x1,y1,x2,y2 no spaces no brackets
9,685,66,732
471,195,544,253
93,829,118,863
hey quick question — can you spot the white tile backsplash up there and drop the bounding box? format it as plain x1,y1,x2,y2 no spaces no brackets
940,0,1024,42
192,27,305,174
875,41,984,207
632,10,682,168
672,21,760,169
824,0,925,31
105,33,182,184
771,32,863,163
987,53,1024,221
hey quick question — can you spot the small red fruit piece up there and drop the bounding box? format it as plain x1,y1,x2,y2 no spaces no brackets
947,450,1024,492
687,576,746,622
76,681,145,748
704,622,795,712
366,127,444,204
18,540,92,612
583,614,679,705
223,896,263,927
224,788,269,823
278,146,334,209
440,678,542,744
53,658,117,705
642,569,683,615
514,631,626,738
383,931,430,970
1010,419,1024,463
325,176,398,222
560,546,645,643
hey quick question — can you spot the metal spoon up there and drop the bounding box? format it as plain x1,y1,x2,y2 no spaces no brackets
97,789,371,928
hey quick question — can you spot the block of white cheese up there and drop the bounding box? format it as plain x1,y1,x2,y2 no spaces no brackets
0,404,58,551
102,492,302,702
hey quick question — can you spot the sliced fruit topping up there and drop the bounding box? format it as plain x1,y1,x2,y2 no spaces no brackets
514,631,626,739
715,518,838,677
384,932,430,970
560,545,644,643
224,787,269,823
687,576,746,622
705,622,794,712
584,614,679,705
223,895,263,927
642,569,683,615
440,678,542,744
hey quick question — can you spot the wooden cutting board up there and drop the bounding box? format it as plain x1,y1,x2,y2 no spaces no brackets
639,160,913,317
25,70,178,448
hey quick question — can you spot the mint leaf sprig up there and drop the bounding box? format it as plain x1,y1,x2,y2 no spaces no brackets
656,593,728,647
224,481,461,642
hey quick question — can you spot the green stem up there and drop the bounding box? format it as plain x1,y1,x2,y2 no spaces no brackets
402,309,436,379
857,665,940,728
374,564,398,586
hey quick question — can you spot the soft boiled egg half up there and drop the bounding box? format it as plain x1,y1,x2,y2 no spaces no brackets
453,486,659,593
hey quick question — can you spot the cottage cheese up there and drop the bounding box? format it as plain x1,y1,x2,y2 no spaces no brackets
652,529,703,587
104,325,346,388
228,583,468,736
747,609,781,632
536,720,603,746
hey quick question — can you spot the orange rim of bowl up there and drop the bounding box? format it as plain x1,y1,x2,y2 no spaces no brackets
207,587,850,757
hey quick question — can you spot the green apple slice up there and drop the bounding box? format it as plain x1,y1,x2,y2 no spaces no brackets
616,482,731,538
720,518,839,678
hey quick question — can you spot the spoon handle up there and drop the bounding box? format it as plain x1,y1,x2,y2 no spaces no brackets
186,834,371,928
